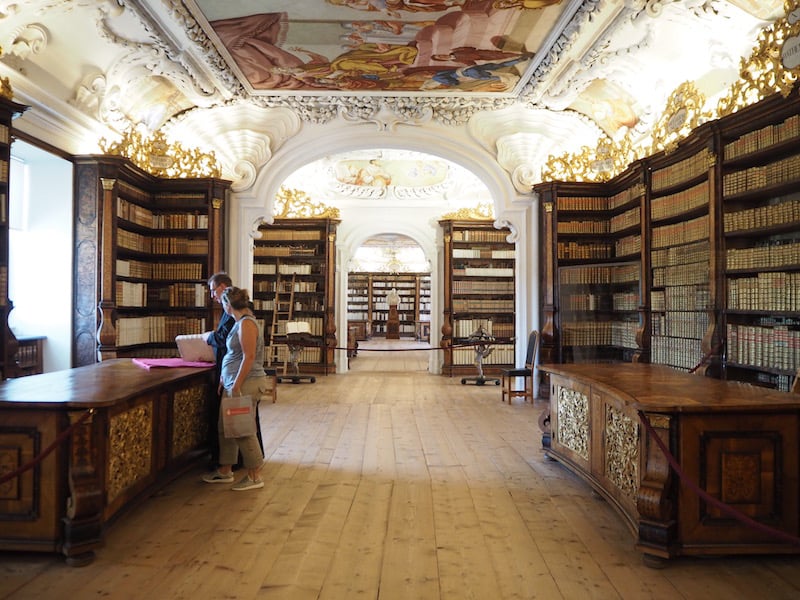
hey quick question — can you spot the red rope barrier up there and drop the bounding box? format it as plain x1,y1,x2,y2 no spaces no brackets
637,410,800,546
0,408,94,485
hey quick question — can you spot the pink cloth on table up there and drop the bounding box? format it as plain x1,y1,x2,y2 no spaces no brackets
132,358,215,370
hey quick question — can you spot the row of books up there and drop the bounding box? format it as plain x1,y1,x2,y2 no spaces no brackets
651,148,712,192
561,292,638,312
651,284,710,311
610,206,640,233
117,198,209,229
372,280,421,288
651,310,709,339
455,267,514,277
653,262,709,287
259,229,322,241
557,241,613,260
651,214,708,248
270,346,322,364
724,198,800,233
615,234,641,257
116,259,203,280
452,280,514,294
453,298,514,312
651,239,709,268
560,321,638,348
723,153,800,196
452,248,515,258
726,323,800,372
372,323,418,335
650,336,702,371
557,220,610,234
116,315,207,346
452,319,513,338
452,344,515,365
724,113,800,160
726,239,800,270
115,282,207,308
451,229,509,243
650,180,709,221
559,263,640,285
117,229,206,255
253,245,317,257
727,271,800,312
556,187,644,213
0,123,8,144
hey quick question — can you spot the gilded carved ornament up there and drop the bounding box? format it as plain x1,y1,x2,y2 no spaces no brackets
543,6,800,183
273,187,340,219
100,128,221,179
440,202,494,221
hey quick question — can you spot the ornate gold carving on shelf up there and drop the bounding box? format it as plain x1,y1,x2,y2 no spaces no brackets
555,386,589,460
543,7,800,183
649,82,709,155
273,187,340,219
542,135,638,184
440,202,494,220
100,128,221,179
107,403,153,504
171,385,207,458
717,7,800,118
604,404,639,500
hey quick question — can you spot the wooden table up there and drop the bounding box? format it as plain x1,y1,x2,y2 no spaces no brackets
539,362,800,565
0,359,213,565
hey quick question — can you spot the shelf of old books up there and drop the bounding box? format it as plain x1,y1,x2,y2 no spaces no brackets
440,219,515,376
648,143,714,372
253,218,338,375
557,261,641,364
720,94,800,390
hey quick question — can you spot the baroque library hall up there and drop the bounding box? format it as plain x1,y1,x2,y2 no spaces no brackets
2,2,800,598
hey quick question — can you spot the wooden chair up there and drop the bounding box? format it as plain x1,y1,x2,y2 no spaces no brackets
501,330,539,403
791,368,800,394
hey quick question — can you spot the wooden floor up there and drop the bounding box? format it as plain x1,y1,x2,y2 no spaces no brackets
3,339,800,599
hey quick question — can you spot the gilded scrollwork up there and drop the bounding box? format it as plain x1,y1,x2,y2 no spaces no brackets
107,403,153,504
100,128,220,179
604,404,639,500
171,385,207,458
273,187,340,219
440,203,494,221
555,386,589,460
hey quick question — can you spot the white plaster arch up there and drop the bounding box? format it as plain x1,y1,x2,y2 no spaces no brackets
229,118,537,376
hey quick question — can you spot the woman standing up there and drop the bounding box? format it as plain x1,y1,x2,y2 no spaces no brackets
202,287,268,491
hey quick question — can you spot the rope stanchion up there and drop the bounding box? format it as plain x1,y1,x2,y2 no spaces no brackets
0,408,94,486
637,410,800,547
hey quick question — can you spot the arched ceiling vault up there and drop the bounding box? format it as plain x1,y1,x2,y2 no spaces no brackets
0,0,786,207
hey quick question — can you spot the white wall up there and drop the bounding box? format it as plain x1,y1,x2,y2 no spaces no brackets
9,141,73,372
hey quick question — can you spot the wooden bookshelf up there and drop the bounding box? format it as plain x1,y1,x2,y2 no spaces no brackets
0,97,27,379
253,218,338,375
720,93,800,392
538,170,645,378
440,219,515,377
537,88,800,394
72,155,229,366
347,272,431,340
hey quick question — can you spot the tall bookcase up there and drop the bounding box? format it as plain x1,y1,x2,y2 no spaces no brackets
440,219,515,376
346,272,431,339
73,155,229,367
253,218,338,375
537,88,800,393
538,172,645,368
0,96,27,379
720,93,800,391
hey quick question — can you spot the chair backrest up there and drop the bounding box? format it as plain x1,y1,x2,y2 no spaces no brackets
524,330,539,367
792,368,800,394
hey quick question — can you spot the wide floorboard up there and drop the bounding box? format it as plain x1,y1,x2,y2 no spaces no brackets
2,339,799,599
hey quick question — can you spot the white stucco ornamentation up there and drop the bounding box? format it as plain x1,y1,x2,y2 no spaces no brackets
5,22,47,59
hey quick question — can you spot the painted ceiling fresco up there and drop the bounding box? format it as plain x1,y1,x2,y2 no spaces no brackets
194,0,567,94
